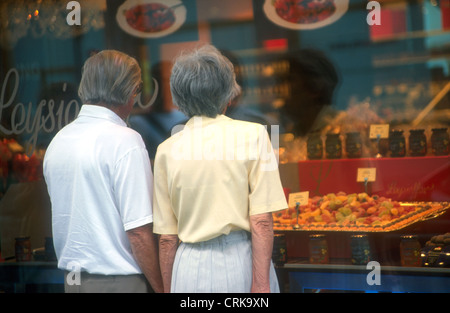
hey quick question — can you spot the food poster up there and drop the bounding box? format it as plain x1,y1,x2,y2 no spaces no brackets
115,0,199,44
263,0,349,30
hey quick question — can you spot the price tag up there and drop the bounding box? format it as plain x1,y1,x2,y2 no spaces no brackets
369,124,389,139
357,168,376,182
288,191,309,208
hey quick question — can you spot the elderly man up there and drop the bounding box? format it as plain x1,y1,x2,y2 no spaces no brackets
44,50,163,293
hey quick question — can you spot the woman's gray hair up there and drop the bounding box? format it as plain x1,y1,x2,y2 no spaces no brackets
78,50,141,107
170,44,241,118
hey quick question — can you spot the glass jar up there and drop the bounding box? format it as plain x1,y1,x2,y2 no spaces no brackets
15,237,32,262
272,234,287,266
400,235,421,267
345,132,362,158
369,137,389,157
307,132,323,160
325,133,342,159
408,129,427,156
431,128,449,156
309,234,329,264
389,130,406,157
350,234,371,265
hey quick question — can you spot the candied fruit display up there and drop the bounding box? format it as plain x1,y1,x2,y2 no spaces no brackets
273,192,447,232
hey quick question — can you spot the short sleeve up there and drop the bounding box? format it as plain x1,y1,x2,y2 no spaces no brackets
152,147,179,235
114,146,154,231
248,125,288,216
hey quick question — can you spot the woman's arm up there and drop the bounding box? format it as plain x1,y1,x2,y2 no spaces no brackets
159,234,179,293
249,212,274,293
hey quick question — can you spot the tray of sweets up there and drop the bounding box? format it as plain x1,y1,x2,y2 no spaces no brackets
273,192,449,232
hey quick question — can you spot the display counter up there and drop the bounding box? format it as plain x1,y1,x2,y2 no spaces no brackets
275,155,450,293
280,262,450,293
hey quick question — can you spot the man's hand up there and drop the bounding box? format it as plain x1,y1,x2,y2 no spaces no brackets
127,223,164,293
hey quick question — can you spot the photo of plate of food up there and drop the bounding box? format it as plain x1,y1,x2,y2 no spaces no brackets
116,0,187,38
263,0,349,30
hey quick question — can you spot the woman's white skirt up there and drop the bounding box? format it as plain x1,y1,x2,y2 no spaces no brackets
170,230,280,293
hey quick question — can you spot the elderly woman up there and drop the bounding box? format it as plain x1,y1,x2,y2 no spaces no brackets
153,44,287,293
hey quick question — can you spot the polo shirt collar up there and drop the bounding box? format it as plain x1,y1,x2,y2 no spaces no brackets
78,104,127,127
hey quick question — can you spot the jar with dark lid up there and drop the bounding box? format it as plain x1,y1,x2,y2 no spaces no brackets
431,128,449,156
350,234,371,265
15,237,32,262
325,133,342,159
307,132,323,160
309,234,329,264
400,235,421,267
408,129,427,156
389,130,406,157
272,234,287,266
345,132,362,158
369,137,389,157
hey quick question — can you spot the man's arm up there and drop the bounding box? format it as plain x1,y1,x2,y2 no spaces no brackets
249,212,274,293
127,223,164,293
159,234,179,293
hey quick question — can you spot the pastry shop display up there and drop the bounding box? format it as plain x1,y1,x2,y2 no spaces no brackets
273,191,448,232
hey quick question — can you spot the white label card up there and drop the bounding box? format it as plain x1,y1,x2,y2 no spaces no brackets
288,191,309,208
357,168,376,182
369,124,389,139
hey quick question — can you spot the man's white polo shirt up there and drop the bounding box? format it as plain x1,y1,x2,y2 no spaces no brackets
44,105,153,275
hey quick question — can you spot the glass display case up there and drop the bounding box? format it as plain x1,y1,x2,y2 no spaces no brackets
0,0,448,293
